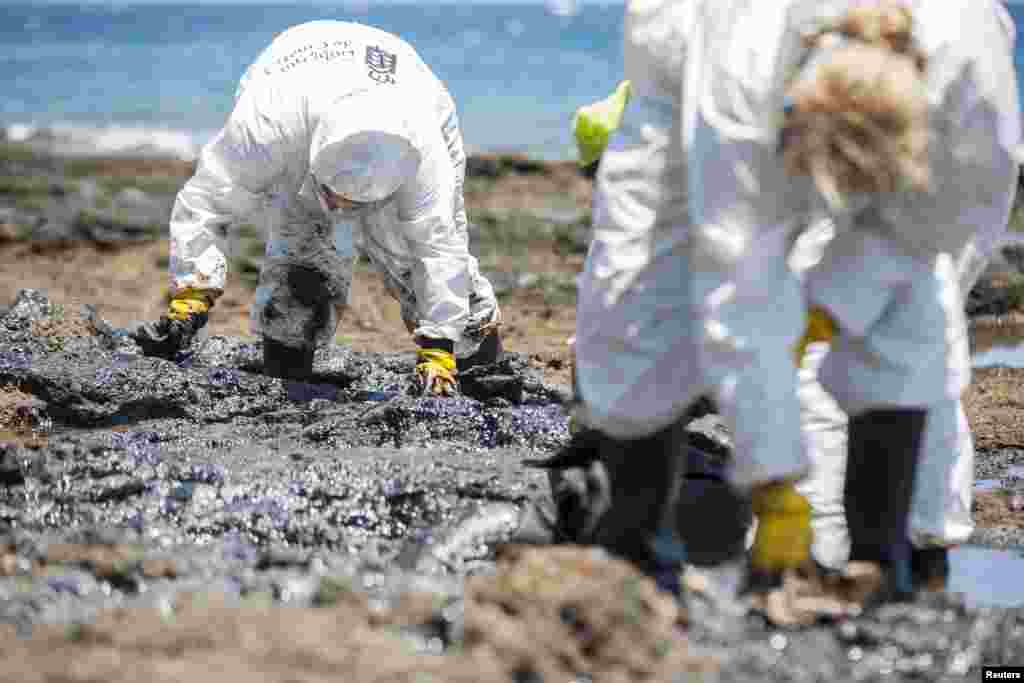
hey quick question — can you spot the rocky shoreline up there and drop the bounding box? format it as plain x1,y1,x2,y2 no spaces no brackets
1,288,1022,682
1,142,1024,681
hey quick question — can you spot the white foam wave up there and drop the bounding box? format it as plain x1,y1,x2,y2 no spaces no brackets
545,0,579,17
3,121,216,161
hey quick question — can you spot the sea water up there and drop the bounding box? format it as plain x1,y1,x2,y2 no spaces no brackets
0,1,626,160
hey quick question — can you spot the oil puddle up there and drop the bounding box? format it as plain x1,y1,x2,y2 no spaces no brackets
947,545,1024,608
971,324,1024,368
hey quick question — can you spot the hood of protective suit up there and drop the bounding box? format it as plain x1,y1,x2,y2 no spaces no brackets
309,90,422,203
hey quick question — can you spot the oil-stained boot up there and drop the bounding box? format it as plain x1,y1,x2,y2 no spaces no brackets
457,327,504,372
677,447,752,567
589,419,689,597
845,408,927,603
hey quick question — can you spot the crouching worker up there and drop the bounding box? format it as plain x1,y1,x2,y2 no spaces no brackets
132,20,501,392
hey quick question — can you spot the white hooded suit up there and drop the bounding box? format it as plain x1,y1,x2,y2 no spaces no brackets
169,21,498,352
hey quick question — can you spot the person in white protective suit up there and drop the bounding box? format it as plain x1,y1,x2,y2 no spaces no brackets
131,21,501,391
520,0,753,575
796,116,1020,589
529,0,1020,603
520,0,718,597
782,0,1019,600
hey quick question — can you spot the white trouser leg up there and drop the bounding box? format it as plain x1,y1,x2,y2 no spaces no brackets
796,341,850,569
909,396,975,548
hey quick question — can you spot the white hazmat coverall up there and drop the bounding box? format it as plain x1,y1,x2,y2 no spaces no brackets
578,0,1020,501
575,0,807,490
795,0,1021,564
168,20,498,353
793,0,1020,568
705,0,1019,552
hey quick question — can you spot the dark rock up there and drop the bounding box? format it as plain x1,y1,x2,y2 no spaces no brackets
257,548,309,570
89,475,147,503
460,373,524,404
0,446,23,486
466,154,547,179
1001,244,1024,275
966,277,1015,317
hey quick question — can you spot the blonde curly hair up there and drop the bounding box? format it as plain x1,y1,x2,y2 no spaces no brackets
781,2,930,209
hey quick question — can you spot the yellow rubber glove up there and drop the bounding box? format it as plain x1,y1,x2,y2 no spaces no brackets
415,348,458,396
793,306,837,364
750,480,812,573
167,288,215,322
572,80,632,167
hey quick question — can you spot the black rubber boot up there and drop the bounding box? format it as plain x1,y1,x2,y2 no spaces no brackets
677,449,752,567
589,420,689,597
845,408,928,603
457,328,504,372
263,337,315,380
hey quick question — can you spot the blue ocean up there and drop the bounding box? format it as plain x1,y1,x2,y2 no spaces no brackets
1,1,1023,161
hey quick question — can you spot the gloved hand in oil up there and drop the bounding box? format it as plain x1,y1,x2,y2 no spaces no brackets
131,288,214,359
415,345,458,396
